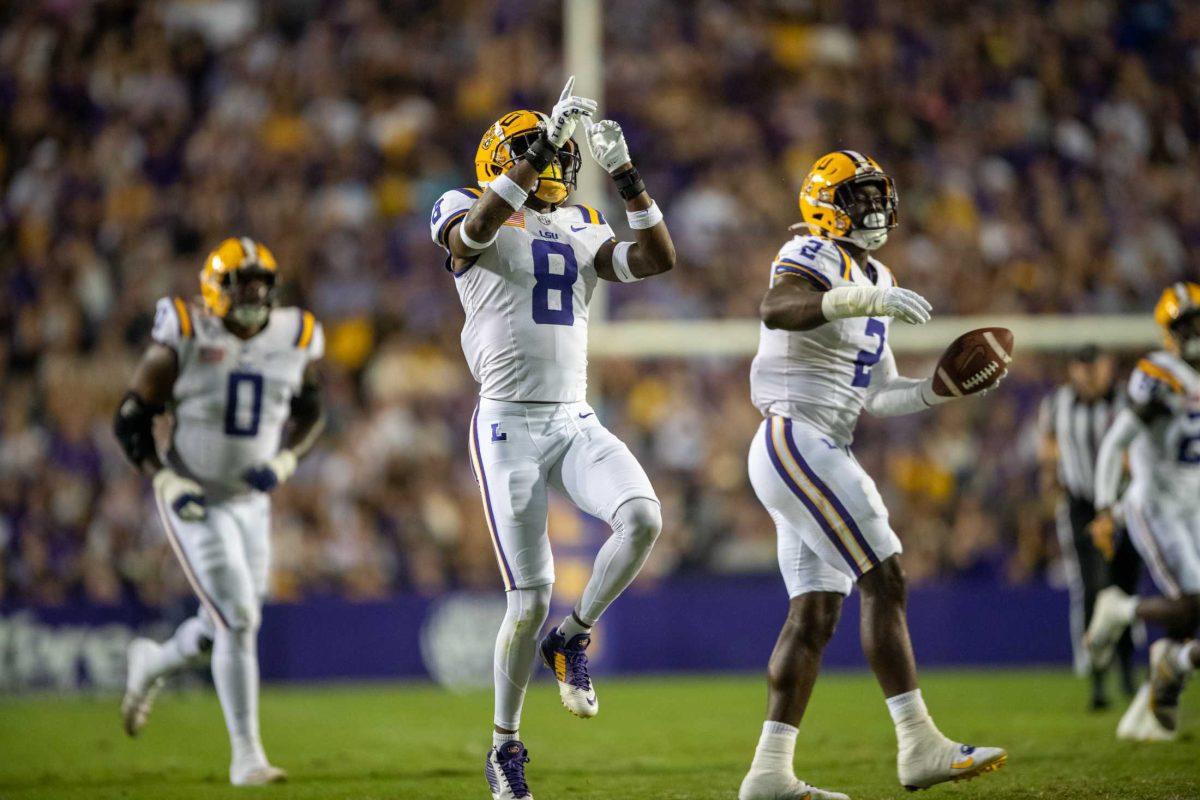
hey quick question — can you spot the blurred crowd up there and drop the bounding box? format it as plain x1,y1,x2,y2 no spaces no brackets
1,0,1195,610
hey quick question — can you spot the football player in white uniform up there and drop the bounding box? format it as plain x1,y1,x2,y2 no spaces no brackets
113,238,325,786
430,78,674,800
738,152,1007,799
1087,283,1200,741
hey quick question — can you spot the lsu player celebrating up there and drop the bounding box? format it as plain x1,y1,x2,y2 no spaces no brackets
1086,283,1200,741
113,238,324,785
738,152,1007,799
430,77,674,800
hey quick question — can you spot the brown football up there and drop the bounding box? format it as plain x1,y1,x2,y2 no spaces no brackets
931,327,1015,398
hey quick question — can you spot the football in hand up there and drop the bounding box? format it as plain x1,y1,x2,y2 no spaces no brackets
931,327,1014,398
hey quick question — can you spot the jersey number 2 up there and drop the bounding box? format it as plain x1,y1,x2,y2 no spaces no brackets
225,372,264,437
531,240,578,326
1178,411,1200,464
851,318,886,388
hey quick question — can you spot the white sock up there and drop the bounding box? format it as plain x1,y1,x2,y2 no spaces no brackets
748,720,798,774
558,610,592,639
494,586,552,731
212,626,264,763
493,730,520,748
576,498,662,624
148,615,212,682
1176,642,1198,674
886,689,941,748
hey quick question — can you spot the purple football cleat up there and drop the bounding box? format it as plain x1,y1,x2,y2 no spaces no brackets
540,629,599,718
485,740,533,799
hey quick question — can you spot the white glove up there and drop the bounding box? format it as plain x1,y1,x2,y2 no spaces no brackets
821,285,932,325
153,468,207,521
584,118,631,174
546,76,598,148
242,449,297,493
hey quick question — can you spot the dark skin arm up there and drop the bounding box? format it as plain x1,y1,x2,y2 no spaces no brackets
282,361,325,460
446,160,542,271
126,343,179,475
594,160,675,280
760,274,828,331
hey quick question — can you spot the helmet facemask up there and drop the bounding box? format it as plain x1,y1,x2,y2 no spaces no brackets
836,175,898,251
1169,310,1200,362
496,129,580,208
223,267,276,329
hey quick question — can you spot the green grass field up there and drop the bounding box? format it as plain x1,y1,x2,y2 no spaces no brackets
1,670,1198,799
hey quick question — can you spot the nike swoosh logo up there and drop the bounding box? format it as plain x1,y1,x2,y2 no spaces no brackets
951,757,974,770
578,412,595,419
570,225,587,232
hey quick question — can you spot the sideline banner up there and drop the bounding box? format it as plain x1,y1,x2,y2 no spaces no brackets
0,576,1072,692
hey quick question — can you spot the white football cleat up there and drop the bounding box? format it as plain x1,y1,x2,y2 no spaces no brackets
539,630,598,718
738,769,850,800
230,758,288,786
1085,587,1137,670
1117,683,1176,742
121,638,164,737
898,737,1007,791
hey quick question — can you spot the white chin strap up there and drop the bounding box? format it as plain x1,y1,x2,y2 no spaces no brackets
230,305,269,328
847,211,889,251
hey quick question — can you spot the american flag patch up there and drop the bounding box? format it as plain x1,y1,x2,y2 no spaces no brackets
503,211,525,228
200,347,225,363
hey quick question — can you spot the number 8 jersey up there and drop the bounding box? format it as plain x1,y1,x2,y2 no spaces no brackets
431,188,615,402
152,296,324,494
750,234,898,445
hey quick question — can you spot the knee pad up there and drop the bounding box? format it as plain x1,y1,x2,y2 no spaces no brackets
506,585,552,634
218,598,261,635
614,497,662,549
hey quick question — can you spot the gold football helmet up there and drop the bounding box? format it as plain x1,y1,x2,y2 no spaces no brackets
1155,282,1200,359
475,109,581,206
200,237,278,327
799,150,898,250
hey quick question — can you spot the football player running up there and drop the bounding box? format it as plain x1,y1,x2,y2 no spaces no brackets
113,238,325,785
430,77,675,800
1086,283,1200,741
738,152,1007,799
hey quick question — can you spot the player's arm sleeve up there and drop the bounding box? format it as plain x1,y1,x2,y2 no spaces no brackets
429,189,481,252
770,238,845,291
151,296,193,351
1094,408,1143,510
863,346,939,417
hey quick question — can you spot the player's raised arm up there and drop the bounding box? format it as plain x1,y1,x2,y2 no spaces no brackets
588,120,676,281
761,274,932,331
447,77,597,265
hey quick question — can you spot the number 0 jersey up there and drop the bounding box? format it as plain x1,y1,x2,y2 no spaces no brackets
1126,350,1200,506
431,188,615,402
750,234,897,445
151,297,324,495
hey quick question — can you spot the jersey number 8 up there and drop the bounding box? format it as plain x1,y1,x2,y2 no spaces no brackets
531,240,578,326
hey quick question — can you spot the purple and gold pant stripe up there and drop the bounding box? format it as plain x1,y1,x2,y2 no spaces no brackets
469,406,516,591
152,487,231,630
764,416,879,576
1126,503,1181,599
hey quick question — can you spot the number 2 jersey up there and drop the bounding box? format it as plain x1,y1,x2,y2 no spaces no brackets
1125,350,1200,507
750,234,898,445
151,297,324,495
430,187,615,402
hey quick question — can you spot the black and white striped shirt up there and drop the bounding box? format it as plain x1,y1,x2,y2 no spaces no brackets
1038,385,1124,502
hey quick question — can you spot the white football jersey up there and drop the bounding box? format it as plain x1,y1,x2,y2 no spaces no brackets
431,188,615,402
1125,350,1200,506
750,234,898,445
151,296,324,494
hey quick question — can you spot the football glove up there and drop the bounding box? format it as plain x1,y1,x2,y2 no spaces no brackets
546,76,598,148
153,468,207,522
821,285,932,325
585,119,631,174
242,449,298,493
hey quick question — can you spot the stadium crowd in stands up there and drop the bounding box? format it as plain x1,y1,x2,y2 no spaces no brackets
1,0,1196,609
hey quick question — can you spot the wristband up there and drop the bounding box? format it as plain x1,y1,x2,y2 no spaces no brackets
612,241,642,283
489,173,529,211
522,134,558,172
612,165,645,200
459,223,498,251
626,200,663,230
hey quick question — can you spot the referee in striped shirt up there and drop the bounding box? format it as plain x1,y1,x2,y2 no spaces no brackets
1038,346,1141,709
